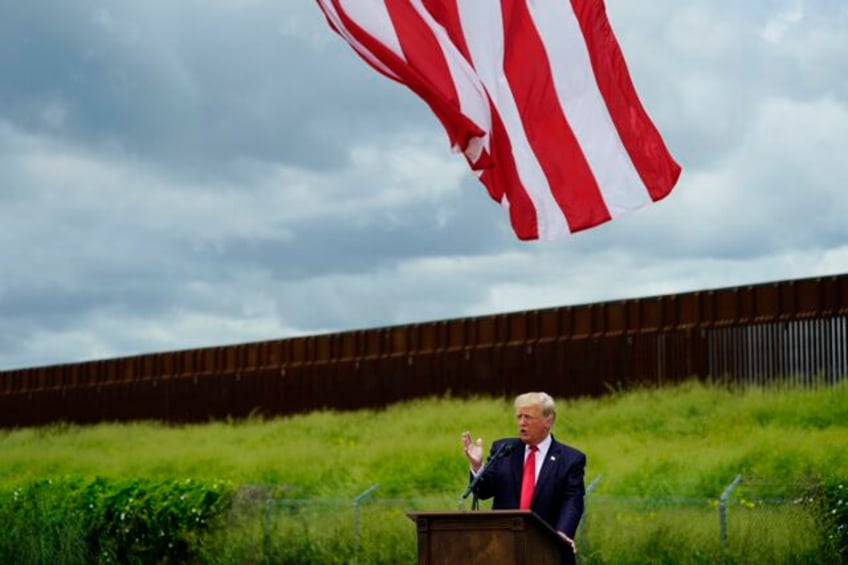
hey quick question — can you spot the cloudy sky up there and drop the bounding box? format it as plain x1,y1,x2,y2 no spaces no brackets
1,1,846,371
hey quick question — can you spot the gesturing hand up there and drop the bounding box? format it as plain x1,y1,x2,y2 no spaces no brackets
461,430,483,473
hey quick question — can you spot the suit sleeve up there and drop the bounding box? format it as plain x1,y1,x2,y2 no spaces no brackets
469,439,508,502
555,451,586,538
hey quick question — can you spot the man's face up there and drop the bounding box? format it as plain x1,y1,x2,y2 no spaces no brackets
515,403,551,446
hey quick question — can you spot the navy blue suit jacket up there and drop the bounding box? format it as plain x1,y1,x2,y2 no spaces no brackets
472,435,586,538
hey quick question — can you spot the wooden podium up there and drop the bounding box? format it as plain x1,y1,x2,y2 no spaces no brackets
407,510,571,565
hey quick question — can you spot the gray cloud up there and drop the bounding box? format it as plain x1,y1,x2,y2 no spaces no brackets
1,0,846,370
0,1,436,178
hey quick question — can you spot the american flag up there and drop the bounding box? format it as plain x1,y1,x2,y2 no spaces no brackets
316,0,681,240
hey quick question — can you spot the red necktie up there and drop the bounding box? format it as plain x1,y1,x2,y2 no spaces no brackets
519,445,538,509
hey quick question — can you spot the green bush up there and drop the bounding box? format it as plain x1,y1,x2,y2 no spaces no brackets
0,477,233,564
812,480,848,560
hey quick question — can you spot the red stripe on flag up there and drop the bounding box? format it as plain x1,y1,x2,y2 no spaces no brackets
426,1,538,237
422,0,473,63
385,2,461,135
318,1,401,84
409,0,496,172
329,0,485,153
571,0,681,201
486,109,540,240
502,2,611,233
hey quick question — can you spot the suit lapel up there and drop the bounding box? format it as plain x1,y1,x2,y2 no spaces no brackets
533,437,563,502
510,444,525,500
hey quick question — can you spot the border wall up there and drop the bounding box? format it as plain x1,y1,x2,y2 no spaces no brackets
1,274,845,428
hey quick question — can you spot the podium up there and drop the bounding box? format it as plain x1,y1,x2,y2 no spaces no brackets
407,510,572,565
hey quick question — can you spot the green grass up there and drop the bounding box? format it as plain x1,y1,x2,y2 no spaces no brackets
2,381,845,497
1,380,846,563
580,495,828,564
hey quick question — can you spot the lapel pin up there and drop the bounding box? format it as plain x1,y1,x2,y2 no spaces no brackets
550,456,556,461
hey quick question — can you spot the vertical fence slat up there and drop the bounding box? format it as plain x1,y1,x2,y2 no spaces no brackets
1,274,846,427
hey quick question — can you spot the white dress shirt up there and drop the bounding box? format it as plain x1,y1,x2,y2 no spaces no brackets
525,433,552,482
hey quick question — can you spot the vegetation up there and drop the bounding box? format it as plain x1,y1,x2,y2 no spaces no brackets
0,477,229,564
1,380,846,563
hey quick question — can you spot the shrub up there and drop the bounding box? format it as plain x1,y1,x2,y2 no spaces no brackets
815,480,848,560
0,477,233,564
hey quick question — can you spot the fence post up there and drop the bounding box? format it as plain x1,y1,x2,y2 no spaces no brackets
719,474,742,565
353,484,379,550
262,496,271,565
578,474,602,560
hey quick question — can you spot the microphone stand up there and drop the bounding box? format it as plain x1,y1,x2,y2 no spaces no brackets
458,440,517,510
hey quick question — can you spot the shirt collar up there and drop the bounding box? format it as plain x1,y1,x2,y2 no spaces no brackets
526,434,552,457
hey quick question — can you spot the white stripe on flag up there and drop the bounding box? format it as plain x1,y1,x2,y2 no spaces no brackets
527,1,651,217
457,1,571,239
336,0,406,59
408,0,491,164
317,0,402,80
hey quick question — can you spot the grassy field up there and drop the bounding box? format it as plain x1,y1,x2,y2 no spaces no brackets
1,380,846,563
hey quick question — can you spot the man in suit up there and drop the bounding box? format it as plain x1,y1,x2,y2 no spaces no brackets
461,392,585,563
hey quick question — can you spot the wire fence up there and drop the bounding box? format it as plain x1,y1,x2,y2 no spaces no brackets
6,476,836,564
214,475,837,565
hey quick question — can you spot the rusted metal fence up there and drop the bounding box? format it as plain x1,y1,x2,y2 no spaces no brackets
1,274,845,428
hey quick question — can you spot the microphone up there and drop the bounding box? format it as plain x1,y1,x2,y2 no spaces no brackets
493,439,519,460
459,440,520,503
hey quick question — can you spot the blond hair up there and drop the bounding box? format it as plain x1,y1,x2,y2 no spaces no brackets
514,392,556,423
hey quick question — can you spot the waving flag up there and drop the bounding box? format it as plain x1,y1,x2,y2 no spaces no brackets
316,0,681,241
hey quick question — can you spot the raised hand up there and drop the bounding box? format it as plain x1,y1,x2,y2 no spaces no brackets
461,430,484,473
